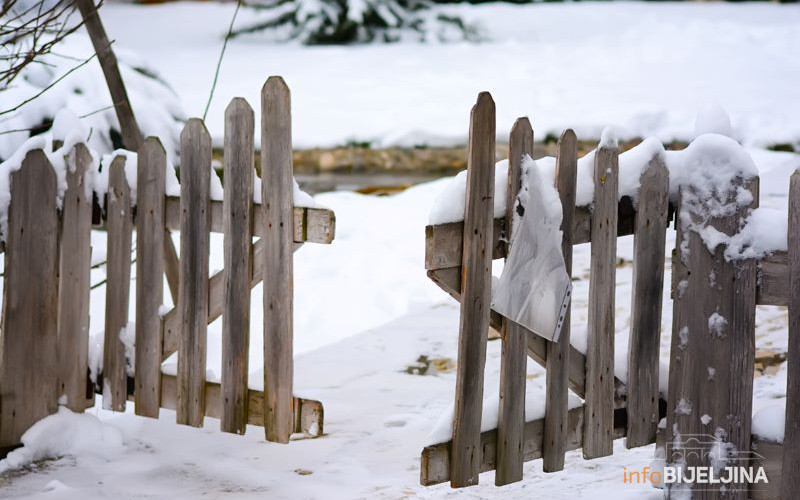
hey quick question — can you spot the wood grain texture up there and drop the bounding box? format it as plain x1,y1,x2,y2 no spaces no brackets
102,155,132,412
262,76,294,444
221,98,255,435
543,129,577,472
176,119,212,427
422,405,628,486
165,198,334,243
666,177,758,500
157,375,323,437
495,117,531,486
583,144,618,460
425,199,643,272
626,156,669,449
451,92,496,487
781,170,800,500
0,150,60,449
135,137,166,418
57,144,93,411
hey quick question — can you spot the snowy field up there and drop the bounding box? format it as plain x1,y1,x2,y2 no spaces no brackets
1,1,800,498
93,1,800,148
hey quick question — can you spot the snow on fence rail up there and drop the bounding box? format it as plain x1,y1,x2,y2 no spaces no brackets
421,92,800,500
0,76,336,455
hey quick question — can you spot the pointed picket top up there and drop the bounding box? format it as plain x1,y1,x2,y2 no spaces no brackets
181,118,212,149
470,92,495,136
226,97,254,122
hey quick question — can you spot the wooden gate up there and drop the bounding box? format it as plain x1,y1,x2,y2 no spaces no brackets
421,91,799,500
0,76,334,454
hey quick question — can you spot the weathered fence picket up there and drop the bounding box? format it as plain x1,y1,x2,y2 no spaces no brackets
543,128,577,473
102,155,133,412
626,156,669,448
135,137,166,418
666,177,758,500
583,143,619,459
496,117,532,486
177,119,212,428
221,97,255,435
262,76,295,444
781,170,800,500
451,92,496,487
0,151,60,451
57,143,93,411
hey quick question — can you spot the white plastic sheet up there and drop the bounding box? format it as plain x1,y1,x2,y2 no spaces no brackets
492,156,572,342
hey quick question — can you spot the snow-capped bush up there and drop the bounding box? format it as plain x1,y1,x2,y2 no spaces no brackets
0,32,186,163
232,0,482,44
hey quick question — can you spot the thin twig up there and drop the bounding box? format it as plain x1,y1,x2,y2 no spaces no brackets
0,51,99,118
203,0,242,121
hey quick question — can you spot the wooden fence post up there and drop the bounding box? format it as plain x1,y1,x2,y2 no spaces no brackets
57,143,93,411
0,150,60,451
543,128,577,472
451,92,496,487
626,155,669,448
177,119,212,427
103,155,133,412
135,137,166,418
496,117,532,486
262,76,294,443
781,170,800,500
221,97,255,435
666,176,758,500
583,142,618,459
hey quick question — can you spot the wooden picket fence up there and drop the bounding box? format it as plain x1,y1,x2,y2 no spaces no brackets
0,76,335,454
421,92,800,500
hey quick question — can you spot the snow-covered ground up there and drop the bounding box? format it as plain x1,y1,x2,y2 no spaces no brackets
93,1,800,148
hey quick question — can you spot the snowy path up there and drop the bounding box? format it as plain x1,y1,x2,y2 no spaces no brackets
0,305,659,500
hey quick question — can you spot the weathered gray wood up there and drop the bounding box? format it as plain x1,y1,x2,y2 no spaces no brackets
583,143,618,459
102,155,132,413
495,117,531,486
221,98,255,435
451,92,496,487
176,119,212,428
164,235,180,305
57,144,93,411
421,404,629,486
0,150,60,450
626,156,669,449
425,201,644,272
781,170,800,500
543,129,578,472
164,198,334,243
262,76,295,444
757,252,788,306
752,439,782,500
135,137,166,418
157,374,323,437
666,177,758,500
